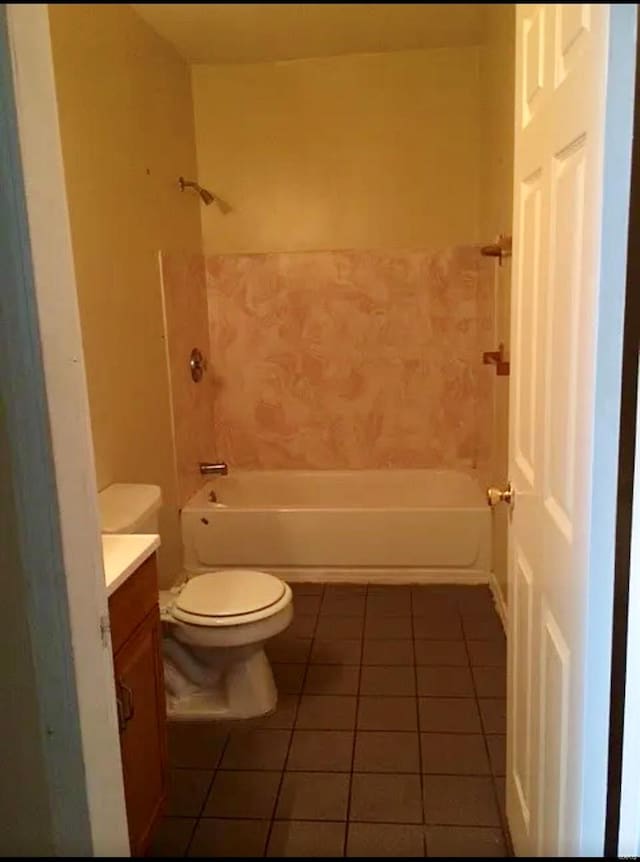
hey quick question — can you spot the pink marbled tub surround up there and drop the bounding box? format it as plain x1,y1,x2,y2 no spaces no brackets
205,246,494,472
160,252,216,506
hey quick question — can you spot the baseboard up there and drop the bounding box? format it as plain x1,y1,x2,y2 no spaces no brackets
489,571,508,635
253,567,490,585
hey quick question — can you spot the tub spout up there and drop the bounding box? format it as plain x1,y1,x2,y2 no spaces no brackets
199,461,228,476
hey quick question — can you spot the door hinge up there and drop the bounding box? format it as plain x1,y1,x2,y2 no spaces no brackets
99,614,111,648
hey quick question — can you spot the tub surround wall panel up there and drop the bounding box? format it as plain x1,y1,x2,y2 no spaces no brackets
205,246,493,472
160,252,215,507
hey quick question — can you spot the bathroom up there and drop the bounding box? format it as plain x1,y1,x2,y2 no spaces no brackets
5,1,638,857
46,3,513,857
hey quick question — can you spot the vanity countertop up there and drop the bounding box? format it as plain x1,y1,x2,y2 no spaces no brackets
102,533,160,597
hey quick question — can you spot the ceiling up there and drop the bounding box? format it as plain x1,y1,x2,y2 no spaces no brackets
132,4,489,65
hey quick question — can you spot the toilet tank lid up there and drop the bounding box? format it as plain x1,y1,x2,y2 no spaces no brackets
98,483,162,533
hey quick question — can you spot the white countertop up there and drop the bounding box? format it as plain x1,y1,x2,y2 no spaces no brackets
102,533,160,597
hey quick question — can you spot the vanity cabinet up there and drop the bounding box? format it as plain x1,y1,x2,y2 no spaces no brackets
108,554,167,856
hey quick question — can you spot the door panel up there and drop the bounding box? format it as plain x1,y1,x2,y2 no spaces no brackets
511,546,533,829
508,4,623,856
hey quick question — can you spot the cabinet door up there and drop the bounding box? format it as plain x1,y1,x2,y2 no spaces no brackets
114,610,167,855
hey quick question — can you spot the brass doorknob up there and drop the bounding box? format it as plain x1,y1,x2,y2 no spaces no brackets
486,482,514,508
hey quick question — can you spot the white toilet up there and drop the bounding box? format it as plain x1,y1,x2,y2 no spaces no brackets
99,483,293,722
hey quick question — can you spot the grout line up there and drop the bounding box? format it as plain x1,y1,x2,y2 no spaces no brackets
409,587,428,857
342,582,366,855
264,582,325,856
461,600,511,856
183,731,231,856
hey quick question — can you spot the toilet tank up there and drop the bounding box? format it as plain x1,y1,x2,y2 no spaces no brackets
98,483,162,534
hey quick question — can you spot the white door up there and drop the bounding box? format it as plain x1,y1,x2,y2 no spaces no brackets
507,4,635,857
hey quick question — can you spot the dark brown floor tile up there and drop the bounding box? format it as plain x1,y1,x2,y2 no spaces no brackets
289,582,324,596
311,638,363,665
167,769,213,817
421,733,490,775
479,699,507,733
412,611,463,640
349,773,423,824
276,771,350,820
272,663,306,694
324,583,367,596
304,665,360,695
455,586,494,610
425,825,506,857
411,587,458,612
423,775,500,826
287,730,354,772
293,594,322,615
315,616,364,639
415,639,469,666
267,820,346,857
360,665,416,696
203,770,280,819
462,612,505,640
167,721,227,769
472,666,506,697
467,639,506,667
358,696,418,731
419,697,482,733
257,694,299,729
487,735,506,776
149,817,195,857
220,729,290,771
354,731,420,773
346,822,425,857
188,818,270,857
266,636,312,664
364,616,412,639
288,614,318,638
296,695,357,729
362,639,414,666
366,591,412,617
417,666,474,697
495,776,506,823
321,593,366,616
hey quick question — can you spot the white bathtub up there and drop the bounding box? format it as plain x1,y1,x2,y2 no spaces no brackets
181,470,490,584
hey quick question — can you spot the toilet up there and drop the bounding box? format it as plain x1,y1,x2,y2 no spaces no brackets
99,483,293,721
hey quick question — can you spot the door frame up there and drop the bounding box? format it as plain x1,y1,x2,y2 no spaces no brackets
1,4,128,854
605,5,640,855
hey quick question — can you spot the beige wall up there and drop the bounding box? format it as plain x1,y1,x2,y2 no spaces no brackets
479,5,515,610
49,4,202,585
192,47,483,255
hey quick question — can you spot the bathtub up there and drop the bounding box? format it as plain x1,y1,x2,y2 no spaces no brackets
181,470,490,584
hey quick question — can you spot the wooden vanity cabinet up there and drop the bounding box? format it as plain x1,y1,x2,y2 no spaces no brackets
108,554,167,856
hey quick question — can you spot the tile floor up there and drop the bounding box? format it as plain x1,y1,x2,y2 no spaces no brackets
150,583,510,858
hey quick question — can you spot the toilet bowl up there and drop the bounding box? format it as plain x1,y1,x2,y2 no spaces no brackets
160,569,293,721
98,483,293,722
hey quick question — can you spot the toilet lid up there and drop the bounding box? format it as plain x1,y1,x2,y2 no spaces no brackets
175,570,286,618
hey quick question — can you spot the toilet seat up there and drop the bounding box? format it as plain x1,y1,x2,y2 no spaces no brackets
170,569,291,627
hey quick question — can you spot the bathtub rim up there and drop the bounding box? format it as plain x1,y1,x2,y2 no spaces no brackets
183,468,488,511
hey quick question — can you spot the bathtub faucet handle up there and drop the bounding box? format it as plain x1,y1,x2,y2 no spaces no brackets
199,462,228,476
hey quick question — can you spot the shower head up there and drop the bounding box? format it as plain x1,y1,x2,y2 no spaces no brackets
198,186,215,205
178,176,231,213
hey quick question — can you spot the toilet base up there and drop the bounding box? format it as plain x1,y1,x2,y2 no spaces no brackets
164,641,277,721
